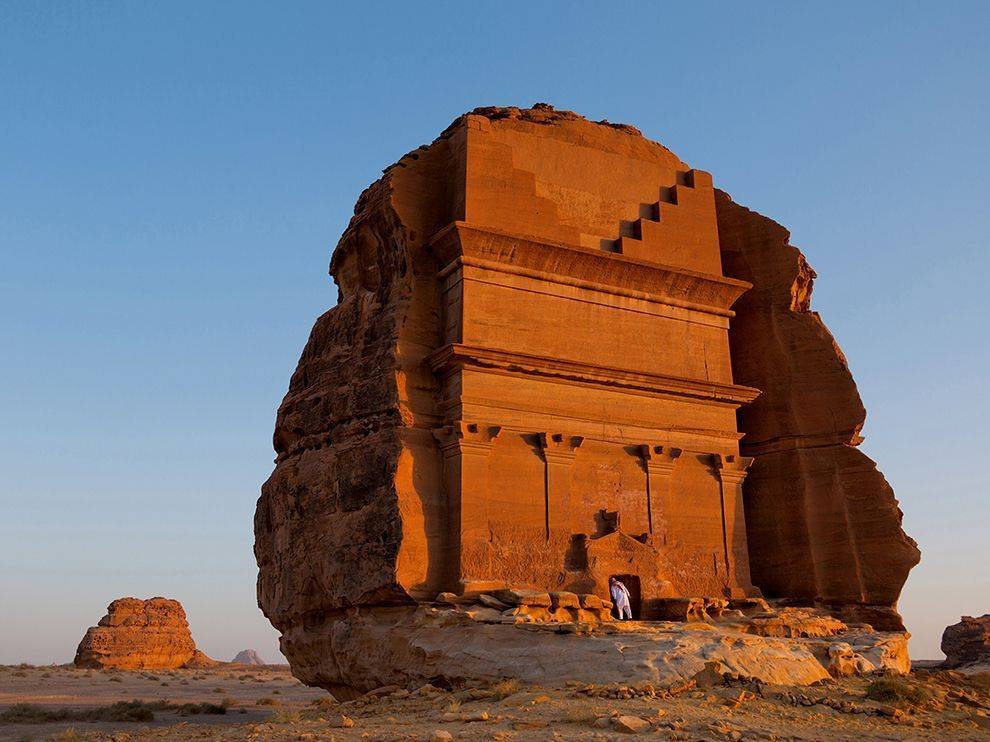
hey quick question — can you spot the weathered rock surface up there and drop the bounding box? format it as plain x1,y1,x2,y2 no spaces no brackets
255,104,917,692
277,603,908,696
232,649,266,665
941,615,990,670
715,196,921,630
73,597,215,670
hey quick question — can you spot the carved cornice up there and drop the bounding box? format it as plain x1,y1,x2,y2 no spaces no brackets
429,221,752,317
427,343,761,408
537,432,584,463
432,421,502,457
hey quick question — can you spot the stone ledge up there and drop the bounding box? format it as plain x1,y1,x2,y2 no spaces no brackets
427,343,761,407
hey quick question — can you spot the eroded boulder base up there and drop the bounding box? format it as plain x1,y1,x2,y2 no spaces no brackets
284,600,908,698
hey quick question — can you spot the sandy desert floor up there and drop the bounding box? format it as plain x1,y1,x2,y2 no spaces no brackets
1,663,988,741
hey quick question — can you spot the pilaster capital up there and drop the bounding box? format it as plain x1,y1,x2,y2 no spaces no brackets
432,421,502,457
537,432,584,464
713,453,755,485
640,444,682,475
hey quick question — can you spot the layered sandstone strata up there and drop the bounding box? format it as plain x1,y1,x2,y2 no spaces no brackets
255,105,918,691
74,597,216,670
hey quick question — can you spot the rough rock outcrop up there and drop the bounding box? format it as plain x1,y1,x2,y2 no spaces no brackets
255,104,917,693
232,649,266,665
280,602,908,698
73,597,215,670
715,197,920,629
941,615,990,670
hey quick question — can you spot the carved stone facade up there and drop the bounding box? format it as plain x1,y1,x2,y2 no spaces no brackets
411,121,764,611
255,106,919,686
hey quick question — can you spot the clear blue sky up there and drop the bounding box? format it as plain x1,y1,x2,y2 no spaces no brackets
1,2,987,664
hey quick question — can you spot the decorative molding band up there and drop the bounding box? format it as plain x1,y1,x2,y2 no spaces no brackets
427,343,762,408
429,221,752,317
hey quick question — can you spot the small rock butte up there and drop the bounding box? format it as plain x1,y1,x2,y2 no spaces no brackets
74,597,217,670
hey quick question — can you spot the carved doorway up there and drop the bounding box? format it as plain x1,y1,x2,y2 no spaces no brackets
610,574,641,619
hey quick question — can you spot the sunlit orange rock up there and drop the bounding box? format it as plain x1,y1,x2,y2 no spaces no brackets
255,105,918,690
73,597,217,670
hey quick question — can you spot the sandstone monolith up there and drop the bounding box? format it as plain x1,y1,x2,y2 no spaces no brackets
255,104,919,693
73,597,216,670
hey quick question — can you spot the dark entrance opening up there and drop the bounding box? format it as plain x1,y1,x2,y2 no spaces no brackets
610,574,642,619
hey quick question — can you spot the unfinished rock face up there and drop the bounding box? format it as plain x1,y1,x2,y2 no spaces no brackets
255,104,917,692
941,615,990,670
715,197,920,629
73,597,215,670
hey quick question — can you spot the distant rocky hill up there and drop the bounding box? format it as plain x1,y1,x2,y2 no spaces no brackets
74,597,218,670
232,649,265,665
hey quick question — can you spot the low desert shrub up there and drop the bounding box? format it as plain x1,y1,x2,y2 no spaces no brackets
489,678,522,699
0,704,71,723
0,701,155,724
0,699,231,726
561,707,598,724
865,678,933,706
173,702,227,716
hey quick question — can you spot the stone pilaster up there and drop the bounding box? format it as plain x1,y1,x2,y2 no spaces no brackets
537,432,584,538
639,444,682,536
714,453,761,598
432,421,501,587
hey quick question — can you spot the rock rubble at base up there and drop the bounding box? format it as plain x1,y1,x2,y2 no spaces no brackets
277,600,910,698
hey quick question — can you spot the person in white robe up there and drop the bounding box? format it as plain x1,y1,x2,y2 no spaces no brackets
609,576,633,620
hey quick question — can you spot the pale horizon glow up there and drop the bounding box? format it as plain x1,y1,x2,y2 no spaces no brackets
1,2,988,664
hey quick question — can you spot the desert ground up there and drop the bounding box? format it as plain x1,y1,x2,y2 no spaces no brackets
1,663,988,741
